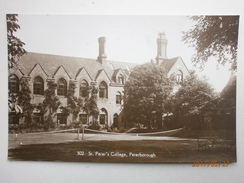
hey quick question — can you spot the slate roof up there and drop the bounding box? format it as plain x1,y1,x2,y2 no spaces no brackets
160,57,179,72
18,52,138,81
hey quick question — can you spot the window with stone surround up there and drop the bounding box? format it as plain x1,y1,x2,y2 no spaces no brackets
33,76,44,95
57,113,67,125
9,75,19,94
57,78,67,96
80,80,89,98
99,81,108,98
116,91,122,104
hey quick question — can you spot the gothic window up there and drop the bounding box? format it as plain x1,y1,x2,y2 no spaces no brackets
33,76,44,95
118,74,124,84
99,81,108,98
9,112,19,124
57,78,67,96
99,108,107,125
9,75,19,93
116,91,122,104
57,113,67,124
80,80,89,98
176,71,183,83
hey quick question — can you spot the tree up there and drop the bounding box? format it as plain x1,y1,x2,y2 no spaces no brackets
42,80,61,129
217,75,236,128
66,80,84,122
8,93,22,114
83,83,99,128
17,77,34,128
7,14,27,69
171,71,218,130
124,62,174,129
182,16,239,71
173,71,217,117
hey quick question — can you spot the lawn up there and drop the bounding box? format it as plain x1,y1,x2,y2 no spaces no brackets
8,133,236,163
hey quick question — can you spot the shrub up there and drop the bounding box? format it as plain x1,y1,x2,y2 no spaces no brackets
119,127,126,133
88,121,101,130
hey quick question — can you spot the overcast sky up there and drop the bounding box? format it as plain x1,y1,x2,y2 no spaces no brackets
15,14,233,92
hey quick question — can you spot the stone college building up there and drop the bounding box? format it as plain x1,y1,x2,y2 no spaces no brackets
8,32,190,129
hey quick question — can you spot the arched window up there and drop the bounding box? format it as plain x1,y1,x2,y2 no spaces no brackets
9,75,19,93
118,74,124,84
113,113,119,128
33,76,44,95
57,78,67,96
176,71,183,83
116,91,122,104
100,108,107,125
80,80,89,98
99,81,108,98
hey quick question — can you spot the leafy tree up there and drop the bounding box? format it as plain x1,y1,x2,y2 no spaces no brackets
66,80,84,122
7,14,27,69
182,16,239,71
172,71,217,118
8,93,22,114
83,83,99,127
218,75,236,117
124,62,174,129
42,80,61,129
17,77,34,128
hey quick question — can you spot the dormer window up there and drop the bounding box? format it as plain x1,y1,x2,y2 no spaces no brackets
118,74,124,85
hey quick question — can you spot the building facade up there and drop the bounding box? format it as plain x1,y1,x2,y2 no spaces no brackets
8,32,190,129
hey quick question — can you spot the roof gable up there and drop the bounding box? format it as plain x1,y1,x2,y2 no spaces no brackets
53,65,71,80
95,69,111,83
75,67,93,82
166,57,190,78
160,57,179,72
28,63,49,78
9,68,24,78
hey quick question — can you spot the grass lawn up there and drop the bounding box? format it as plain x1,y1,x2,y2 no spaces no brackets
8,133,236,163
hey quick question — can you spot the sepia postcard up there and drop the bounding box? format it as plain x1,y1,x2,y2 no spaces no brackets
7,14,238,164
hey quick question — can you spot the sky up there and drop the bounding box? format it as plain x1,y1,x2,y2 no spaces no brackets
15,14,233,92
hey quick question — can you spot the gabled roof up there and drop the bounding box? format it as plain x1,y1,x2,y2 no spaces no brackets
112,68,124,78
75,67,92,81
28,63,49,77
95,69,111,82
18,52,138,81
52,65,71,79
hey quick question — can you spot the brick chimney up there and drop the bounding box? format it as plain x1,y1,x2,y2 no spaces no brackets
97,37,107,64
156,32,167,64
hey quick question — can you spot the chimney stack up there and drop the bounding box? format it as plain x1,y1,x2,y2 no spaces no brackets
97,37,107,64
156,32,167,64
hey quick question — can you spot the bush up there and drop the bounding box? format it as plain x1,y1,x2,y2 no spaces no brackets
88,121,101,130
119,127,126,133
